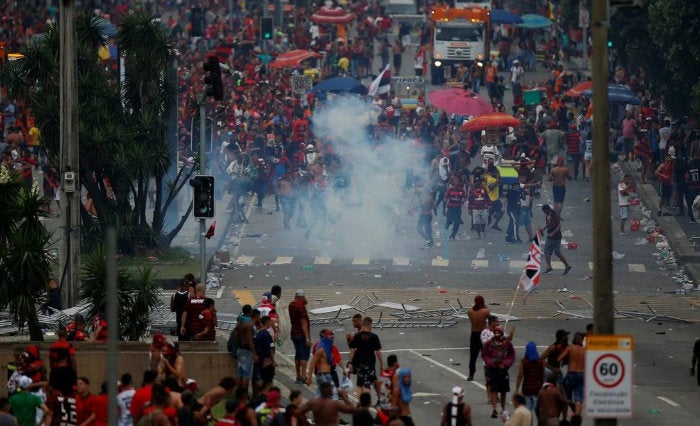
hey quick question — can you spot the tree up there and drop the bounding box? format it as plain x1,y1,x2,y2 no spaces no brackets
0,166,54,341
1,11,196,254
79,247,163,341
610,0,700,118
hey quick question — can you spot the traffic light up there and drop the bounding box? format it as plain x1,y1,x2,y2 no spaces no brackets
190,7,205,38
607,40,613,48
261,17,273,40
190,175,215,218
203,55,223,101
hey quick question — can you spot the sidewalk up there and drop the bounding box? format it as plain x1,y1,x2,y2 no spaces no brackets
621,161,700,282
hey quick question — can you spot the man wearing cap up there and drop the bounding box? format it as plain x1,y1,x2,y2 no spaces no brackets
289,290,311,384
541,204,572,275
440,386,471,426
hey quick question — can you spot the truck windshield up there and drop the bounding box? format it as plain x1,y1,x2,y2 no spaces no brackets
434,27,483,42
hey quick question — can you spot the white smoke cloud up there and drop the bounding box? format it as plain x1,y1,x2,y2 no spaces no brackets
305,96,431,259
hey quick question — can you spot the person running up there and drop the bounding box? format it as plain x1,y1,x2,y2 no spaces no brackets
440,386,471,426
466,295,490,381
541,204,572,275
548,157,572,217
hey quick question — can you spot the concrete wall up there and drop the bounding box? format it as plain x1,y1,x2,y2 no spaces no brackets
0,341,236,397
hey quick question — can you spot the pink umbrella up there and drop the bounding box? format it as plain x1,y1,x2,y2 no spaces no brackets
428,88,493,116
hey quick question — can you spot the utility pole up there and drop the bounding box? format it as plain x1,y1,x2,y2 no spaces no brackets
591,0,614,423
59,0,80,309
197,93,207,284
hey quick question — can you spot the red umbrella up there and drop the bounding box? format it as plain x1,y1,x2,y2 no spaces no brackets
460,112,521,131
269,50,321,69
565,80,593,97
310,6,356,24
428,88,493,116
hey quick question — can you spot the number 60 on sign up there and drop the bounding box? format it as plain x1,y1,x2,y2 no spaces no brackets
585,335,634,418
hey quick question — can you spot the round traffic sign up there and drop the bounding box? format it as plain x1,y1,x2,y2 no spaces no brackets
592,353,625,388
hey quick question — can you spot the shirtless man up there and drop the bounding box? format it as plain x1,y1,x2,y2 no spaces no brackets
236,306,259,392
466,295,490,381
557,332,585,417
548,157,572,217
537,373,567,426
306,330,339,391
297,382,354,426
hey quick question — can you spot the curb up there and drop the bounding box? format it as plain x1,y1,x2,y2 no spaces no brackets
620,162,700,277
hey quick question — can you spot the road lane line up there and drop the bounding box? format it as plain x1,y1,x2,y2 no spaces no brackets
272,256,293,265
215,287,224,299
314,257,332,265
656,396,680,407
628,263,646,272
234,290,256,306
407,349,486,390
392,258,411,266
352,257,370,265
432,257,450,267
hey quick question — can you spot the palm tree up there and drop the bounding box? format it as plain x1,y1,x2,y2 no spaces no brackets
0,166,54,341
1,11,197,253
80,247,163,341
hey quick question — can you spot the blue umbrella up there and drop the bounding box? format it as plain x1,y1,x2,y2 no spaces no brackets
517,14,553,29
96,18,117,38
581,84,641,105
310,77,368,95
257,53,273,64
490,9,523,24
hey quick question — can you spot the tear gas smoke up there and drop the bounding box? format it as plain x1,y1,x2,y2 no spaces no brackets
304,96,430,258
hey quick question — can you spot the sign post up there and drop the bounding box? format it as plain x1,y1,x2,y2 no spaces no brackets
585,335,634,418
579,2,590,69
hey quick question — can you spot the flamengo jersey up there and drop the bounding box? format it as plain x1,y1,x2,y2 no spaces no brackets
47,393,78,426
445,187,466,208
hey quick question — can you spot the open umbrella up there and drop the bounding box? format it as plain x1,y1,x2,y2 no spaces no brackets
428,88,492,116
581,84,641,105
490,9,523,24
565,80,593,97
460,112,521,131
310,6,356,24
310,77,367,95
269,49,320,69
517,14,553,29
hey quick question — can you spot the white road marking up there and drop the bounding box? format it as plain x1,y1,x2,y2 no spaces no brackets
552,261,565,269
215,287,224,299
589,262,594,270
628,263,646,272
272,256,293,265
392,257,411,266
407,349,486,390
432,256,450,267
352,257,370,265
509,260,526,269
314,257,332,265
471,259,489,268
656,396,680,407
235,256,255,266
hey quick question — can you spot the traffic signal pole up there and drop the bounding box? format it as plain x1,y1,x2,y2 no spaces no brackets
198,93,207,284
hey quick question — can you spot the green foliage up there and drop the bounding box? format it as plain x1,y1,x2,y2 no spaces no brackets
80,247,163,341
0,166,55,341
2,10,195,254
611,0,700,117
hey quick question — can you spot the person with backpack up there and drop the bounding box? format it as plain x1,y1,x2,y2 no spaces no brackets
440,386,471,426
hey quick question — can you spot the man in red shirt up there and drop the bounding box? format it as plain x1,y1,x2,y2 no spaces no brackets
180,283,207,341
194,298,217,341
288,290,310,384
443,175,467,241
76,377,96,426
468,177,491,239
48,327,77,391
129,370,158,424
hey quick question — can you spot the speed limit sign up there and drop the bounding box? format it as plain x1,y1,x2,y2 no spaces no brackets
585,335,634,418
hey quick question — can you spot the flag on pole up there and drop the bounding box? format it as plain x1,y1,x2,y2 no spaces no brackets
368,64,391,97
519,229,542,294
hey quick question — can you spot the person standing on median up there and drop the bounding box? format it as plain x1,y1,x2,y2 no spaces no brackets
289,290,311,384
